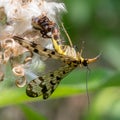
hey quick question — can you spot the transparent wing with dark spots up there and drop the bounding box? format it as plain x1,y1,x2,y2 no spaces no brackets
13,36,75,62
26,61,78,99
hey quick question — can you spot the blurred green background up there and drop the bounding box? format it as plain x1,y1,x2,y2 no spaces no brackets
62,0,120,119
0,0,120,120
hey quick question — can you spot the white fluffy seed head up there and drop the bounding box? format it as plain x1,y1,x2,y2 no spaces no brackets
0,0,66,35
0,0,66,84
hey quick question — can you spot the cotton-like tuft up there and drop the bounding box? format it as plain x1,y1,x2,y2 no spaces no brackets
0,0,66,87
0,0,66,34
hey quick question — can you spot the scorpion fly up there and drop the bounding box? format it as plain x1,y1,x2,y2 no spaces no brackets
12,14,100,99
13,31,100,99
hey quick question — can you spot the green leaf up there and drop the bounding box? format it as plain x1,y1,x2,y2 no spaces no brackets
86,87,120,120
102,38,120,70
19,104,46,120
0,68,117,107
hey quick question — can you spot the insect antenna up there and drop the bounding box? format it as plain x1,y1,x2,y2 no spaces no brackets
85,66,91,111
79,41,85,57
61,23,73,47
85,52,101,110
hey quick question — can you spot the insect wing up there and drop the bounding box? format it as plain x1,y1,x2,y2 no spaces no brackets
26,73,61,99
26,62,77,99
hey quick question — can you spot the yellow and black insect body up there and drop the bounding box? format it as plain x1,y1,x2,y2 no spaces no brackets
32,14,57,38
13,35,99,99
13,36,65,61
32,14,66,52
32,14,83,60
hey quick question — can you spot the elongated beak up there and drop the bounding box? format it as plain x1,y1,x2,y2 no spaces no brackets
87,53,101,64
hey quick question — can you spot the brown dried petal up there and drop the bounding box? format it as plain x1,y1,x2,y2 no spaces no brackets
0,72,4,81
2,38,15,49
12,65,25,77
12,41,29,57
15,76,26,87
24,57,32,63
0,52,3,64
0,7,7,25
3,49,12,64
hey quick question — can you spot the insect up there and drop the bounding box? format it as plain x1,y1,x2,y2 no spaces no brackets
26,56,99,99
31,14,82,60
32,14,57,38
13,36,64,61
26,60,79,99
12,13,100,99
13,35,100,99
32,14,63,46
